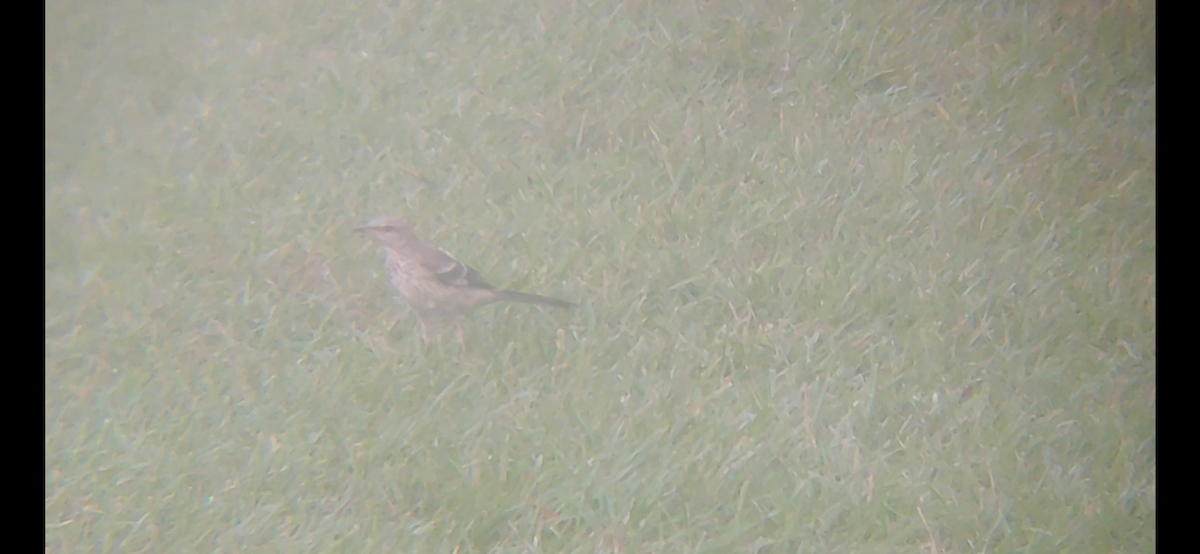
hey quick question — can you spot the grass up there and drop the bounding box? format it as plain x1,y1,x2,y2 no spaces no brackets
46,0,1154,551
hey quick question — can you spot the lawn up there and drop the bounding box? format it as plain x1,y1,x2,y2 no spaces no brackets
46,0,1154,551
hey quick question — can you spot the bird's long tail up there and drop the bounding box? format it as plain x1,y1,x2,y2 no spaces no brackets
499,290,575,309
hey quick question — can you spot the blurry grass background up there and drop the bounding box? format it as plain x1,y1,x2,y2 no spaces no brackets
46,0,1154,551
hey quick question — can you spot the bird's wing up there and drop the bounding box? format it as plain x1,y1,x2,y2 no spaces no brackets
412,242,495,290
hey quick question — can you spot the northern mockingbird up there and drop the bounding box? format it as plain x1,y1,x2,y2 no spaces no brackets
356,216,574,348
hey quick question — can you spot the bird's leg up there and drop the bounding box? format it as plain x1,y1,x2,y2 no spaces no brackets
418,316,435,353
456,318,468,355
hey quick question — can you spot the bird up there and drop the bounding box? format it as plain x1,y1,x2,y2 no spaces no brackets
356,215,574,349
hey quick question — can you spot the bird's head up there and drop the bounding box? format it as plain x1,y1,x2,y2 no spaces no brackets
355,216,416,244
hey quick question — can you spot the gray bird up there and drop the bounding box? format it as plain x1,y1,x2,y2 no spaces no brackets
356,216,574,348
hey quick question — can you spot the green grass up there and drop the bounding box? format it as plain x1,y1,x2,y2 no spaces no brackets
47,0,1154,551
